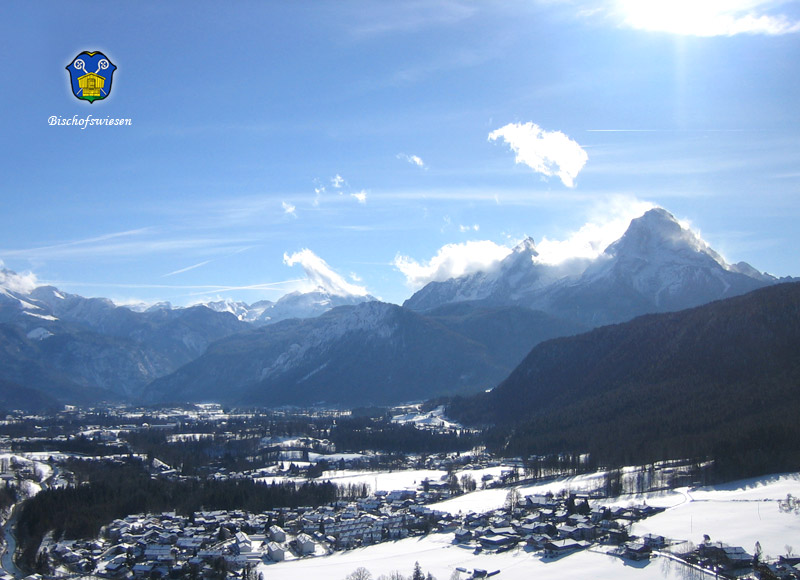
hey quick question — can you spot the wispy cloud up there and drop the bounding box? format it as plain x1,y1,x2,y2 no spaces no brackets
0,260,39,293
283,248,369,297
393,240,512,289
394,197,660,288
459,224,480,233
163,260,213,278
47,279,306,295
331,174,346,190
0,228,257,261
489,122,588,188
535,196,657,264
282,201,297,217
397,153,426,168
351,190,368,204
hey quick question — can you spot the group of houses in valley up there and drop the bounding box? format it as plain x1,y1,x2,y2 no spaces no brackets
28,474,790,580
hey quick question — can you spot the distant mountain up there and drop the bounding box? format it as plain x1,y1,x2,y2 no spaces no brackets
0,207,794,412
405,208,778,329
199,288,375,324
449,282,800,478
0,274,248,403
536,208,775,327
143,298,587,407
144,301,508,406
404,237,564,311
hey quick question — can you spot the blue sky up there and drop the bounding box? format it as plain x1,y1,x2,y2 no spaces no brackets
2,1,800,306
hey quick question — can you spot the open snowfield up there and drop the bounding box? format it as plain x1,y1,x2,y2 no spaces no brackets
256,531,703,580
630,473,800,559
256,471,800,580
256,466,512,494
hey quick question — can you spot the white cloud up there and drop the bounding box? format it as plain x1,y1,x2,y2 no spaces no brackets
0,260,39,293
535,196,656,264
351,190,368,204
393,240,512,289
397,153,426,168
394,196,662,289
489,122,588,188
459,224,480,233
163,260,212,278
283,249,369,297
331,174,345,190
282,201,297,216
614,0,800,36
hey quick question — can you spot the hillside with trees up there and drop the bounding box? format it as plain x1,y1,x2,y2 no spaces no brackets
449,282,800,480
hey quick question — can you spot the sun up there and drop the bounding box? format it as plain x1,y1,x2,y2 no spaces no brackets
615,0,798,36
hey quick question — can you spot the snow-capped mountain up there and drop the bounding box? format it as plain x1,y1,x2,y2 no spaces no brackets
0,273,248,403
199,288,375,324
538,208,776,326
406,208,779,328
202,298,274,323
404,237,561,311
0,206,793,410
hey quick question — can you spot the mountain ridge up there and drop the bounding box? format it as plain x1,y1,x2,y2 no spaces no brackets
448,281,800,477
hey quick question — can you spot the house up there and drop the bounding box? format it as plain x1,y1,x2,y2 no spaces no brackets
544,539,590,557
525,494,557,509
295,533,316,555
267,542,285,562
526,534,550,550
234,531,252,553
642,533,666,549
479,535,516,550
698,543,753,571
623,540,652,561
268,525,286,543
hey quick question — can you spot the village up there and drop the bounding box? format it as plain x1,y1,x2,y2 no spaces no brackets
0,405,797,580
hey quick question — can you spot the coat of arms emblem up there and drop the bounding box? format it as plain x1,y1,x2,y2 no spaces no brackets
66,51,116,103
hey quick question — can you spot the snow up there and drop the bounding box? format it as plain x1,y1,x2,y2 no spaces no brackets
22,311,57,321
391,406,462,430
255,470,800,579
256,531,697,580
307,469,444,492
308,453,366,463
631,473,800,559
26,327,54,340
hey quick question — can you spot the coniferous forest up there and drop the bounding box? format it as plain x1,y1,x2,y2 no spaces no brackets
15,457,365,568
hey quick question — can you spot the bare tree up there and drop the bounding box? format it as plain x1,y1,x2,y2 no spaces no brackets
346,567,373,580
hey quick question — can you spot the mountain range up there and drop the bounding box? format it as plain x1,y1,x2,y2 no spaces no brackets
0,207,791,409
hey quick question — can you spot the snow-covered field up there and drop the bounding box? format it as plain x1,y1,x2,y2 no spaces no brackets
256,530,703,580
256,466,511,494
256,471,800,580
631,473,800,559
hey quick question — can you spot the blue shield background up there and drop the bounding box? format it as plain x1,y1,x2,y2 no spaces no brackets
65,51,117,103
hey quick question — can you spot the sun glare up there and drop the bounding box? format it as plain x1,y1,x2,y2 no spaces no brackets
616,0,800,36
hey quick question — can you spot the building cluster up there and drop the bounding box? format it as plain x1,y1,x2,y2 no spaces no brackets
41,485,454,579
445,492,664,557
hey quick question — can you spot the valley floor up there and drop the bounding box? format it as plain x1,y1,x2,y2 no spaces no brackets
256,472,800,580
